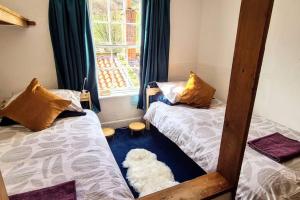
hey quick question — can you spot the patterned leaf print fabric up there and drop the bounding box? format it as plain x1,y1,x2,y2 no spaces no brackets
144,100,300,200
0,110,134,200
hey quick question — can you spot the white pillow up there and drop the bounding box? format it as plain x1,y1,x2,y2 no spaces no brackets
156,81,186,104
4,89,83,112
50,89,83,112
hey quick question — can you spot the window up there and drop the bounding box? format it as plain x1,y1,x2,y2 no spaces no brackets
91,0,141,97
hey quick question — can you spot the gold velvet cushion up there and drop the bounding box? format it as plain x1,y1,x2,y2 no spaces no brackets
0,78,71,131
179,72,216,108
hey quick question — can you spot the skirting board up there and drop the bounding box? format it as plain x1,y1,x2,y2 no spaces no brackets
100,117,143,129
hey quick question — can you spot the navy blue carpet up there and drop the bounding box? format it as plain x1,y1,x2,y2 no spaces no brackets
108,127,206,198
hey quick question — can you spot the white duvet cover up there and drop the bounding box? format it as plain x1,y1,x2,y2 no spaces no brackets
144,100,300,200
0,110,134,200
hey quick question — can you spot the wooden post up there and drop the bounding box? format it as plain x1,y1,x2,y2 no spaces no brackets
138,172,231,200
217,0,274,195
0,171,8,200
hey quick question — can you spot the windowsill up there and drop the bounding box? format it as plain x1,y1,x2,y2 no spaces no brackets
99,91,139,99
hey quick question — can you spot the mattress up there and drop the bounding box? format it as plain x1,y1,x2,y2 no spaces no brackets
144,100,300,200
0,110,134,200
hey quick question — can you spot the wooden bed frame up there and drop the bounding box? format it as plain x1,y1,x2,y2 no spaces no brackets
0,0,274,199
141,0,274,199
0,171,8,200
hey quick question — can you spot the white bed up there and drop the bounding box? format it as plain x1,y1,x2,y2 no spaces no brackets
144,100,300,200
0,110,134,200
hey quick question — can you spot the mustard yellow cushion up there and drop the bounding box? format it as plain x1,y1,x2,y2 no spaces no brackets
0,78,71,131
179,72,216,108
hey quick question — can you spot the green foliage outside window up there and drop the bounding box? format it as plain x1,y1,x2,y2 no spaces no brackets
92,0,141,96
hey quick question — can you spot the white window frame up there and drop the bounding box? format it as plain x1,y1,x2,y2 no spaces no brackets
90,0,141,97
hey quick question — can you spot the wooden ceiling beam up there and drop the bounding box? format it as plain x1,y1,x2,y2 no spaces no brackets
217,0,274,195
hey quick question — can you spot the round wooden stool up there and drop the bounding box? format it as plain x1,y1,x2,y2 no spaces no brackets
129,122,146,135
102,127,115,139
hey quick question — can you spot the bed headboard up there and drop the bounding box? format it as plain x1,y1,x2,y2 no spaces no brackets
145,86,161,129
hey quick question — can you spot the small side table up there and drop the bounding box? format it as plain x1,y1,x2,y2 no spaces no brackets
129,122,146,135
80,92,92,109
102,127,115,139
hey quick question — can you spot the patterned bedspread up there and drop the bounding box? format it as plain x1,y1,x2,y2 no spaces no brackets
145,100,300,200
0,110,134,200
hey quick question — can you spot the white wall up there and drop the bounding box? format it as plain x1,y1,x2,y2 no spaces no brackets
254,0,300,131
169,0,201,81
197,0,300,132
99,95,143,128
196,0,241,101
0,0,201,128
0,0,57,100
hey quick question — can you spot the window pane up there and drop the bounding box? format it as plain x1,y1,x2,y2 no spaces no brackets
97,48,128,96
136,24,141,45
111,24,123,44
126,67,139,88
92,0,141,97
92,0,108,21
128,0,140,10
93,23,109,45
126,24,136,45
96,47,140,96
126,8,137,23
112,47,126,60
111,0,124,22
126,47,140,88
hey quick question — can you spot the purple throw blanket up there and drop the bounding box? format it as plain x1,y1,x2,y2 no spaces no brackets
248,133,300,163
9,181,76,200
248,132,300,163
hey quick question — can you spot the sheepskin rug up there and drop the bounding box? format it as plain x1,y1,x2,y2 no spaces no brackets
123,149,179,197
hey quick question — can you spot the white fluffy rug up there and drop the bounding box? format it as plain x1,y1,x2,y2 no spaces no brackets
123,149,179,197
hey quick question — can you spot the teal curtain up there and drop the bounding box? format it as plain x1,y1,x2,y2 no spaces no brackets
49,0,100,112
137,0,170,110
